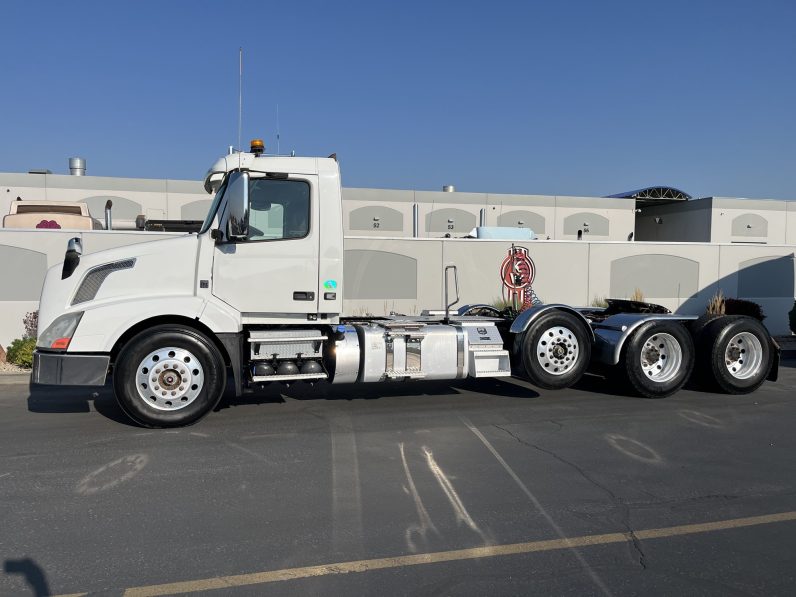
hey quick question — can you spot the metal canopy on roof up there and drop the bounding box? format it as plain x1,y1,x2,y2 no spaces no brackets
607,186,692,201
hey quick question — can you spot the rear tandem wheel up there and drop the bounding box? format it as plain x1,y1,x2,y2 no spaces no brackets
520,310,592,390
698,316,772,394
621,320,694,398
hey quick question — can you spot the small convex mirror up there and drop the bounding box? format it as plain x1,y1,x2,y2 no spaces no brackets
66,237,83,256
225,170,250,240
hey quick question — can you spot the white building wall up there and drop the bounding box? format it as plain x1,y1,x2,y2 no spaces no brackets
788,201,796,245
489,193,555,238
709,198,788,244
553,196,636,241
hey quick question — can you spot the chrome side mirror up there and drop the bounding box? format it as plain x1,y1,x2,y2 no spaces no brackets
62,237,83,279
67,237,83,256
223,170,250,241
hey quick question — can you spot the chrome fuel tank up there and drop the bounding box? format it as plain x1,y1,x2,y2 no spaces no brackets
354,321,462,382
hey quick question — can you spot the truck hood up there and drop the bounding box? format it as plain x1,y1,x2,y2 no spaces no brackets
38,234,201,334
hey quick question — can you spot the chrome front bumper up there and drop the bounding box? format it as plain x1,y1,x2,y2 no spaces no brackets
31,351,110,386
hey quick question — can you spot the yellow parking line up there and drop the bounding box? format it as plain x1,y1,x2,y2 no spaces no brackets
73,510,796,597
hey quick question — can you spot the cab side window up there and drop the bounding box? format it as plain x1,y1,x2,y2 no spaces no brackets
248,179,310,241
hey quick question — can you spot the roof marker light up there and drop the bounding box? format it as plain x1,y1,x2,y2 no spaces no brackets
250,139,265,155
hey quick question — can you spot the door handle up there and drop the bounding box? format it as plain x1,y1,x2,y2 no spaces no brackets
293,291,315,301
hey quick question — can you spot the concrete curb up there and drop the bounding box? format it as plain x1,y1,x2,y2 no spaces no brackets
0,373,31,385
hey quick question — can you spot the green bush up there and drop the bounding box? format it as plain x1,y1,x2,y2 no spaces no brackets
6,337,36,368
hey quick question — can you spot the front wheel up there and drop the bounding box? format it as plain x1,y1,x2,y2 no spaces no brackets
113,325,226,427
520,310,592,390
622,321,694,398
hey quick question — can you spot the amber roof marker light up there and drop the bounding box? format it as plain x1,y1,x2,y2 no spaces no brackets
250,139,265,156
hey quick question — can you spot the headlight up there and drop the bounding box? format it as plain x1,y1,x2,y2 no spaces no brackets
37,312,84,351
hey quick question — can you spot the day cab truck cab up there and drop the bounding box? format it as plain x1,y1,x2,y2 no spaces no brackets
31,142,780,427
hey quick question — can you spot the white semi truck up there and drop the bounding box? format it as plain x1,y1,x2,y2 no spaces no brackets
32,142,780,427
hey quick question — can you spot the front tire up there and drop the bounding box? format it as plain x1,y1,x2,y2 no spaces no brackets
113,325,226,427
520,311,592,390
622,321,694,398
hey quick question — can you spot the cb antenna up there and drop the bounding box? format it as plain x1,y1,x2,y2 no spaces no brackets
237,47,243,152
276,103,280,155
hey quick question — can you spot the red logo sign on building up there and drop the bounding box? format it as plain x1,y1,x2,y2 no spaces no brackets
500,245,541,311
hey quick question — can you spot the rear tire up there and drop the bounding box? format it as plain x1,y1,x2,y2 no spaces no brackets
701,316,771,394
520,311,591,390
623,321,694,398
113,325,226,427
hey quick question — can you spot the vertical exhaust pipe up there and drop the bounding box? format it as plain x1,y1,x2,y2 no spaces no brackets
69,157,86,176
104,199,113,231
412,204,419,238
479,208,486,227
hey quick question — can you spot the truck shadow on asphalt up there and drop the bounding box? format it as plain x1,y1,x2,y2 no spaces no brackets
26,382,138,427
215,376,540,410
26,357,794,425
26,376,540,425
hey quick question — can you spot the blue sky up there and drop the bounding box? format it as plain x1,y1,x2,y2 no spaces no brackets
0,1,794,199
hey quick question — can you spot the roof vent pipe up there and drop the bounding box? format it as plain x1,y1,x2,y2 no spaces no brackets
442,185,455,193
69,157,86,176
104,200,113,231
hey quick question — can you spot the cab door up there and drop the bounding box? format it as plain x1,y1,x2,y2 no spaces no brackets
212,174,319,316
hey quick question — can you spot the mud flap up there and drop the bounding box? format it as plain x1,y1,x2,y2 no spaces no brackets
767,338,780,382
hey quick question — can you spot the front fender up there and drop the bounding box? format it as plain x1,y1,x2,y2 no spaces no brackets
67,296,240,353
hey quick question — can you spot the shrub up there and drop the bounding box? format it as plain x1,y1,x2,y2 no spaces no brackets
724,298,766,322
630,288,645,302
591,295,609,308
23,310,38,340
6,337,36,368
706,290,726,316
491,297,516,311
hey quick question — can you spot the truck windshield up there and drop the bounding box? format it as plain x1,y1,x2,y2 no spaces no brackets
199,178,228,234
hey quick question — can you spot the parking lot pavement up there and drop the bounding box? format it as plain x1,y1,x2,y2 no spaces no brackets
1,359,795,596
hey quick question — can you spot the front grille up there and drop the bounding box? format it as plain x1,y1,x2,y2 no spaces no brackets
71,259,136,305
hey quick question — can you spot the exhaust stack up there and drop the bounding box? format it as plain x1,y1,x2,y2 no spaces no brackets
69,157,86,176
104,200,113,231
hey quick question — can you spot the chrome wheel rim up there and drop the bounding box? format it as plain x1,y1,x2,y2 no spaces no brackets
724,332,763,380
536,326,579,376
639,332,682,383
135,347,203,411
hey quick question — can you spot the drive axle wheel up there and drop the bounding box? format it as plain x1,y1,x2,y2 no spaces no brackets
521,311,591,390
623,321,694,398
700,316,771,394
114,325,226,427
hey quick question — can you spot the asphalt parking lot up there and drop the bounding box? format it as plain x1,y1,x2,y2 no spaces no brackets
1,360,795,596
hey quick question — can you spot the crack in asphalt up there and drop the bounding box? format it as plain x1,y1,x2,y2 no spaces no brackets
493,424,648,570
